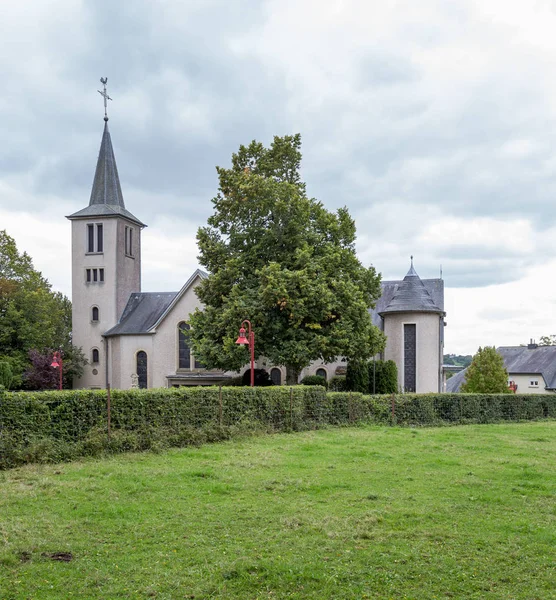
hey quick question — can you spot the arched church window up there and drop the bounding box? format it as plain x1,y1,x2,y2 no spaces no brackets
92,306,99,322
178,322,191,369
316,368,327,381
137,351,147,389
271,368,282,385
92,348,99,363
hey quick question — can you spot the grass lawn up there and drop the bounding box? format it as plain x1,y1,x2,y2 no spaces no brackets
1,422,555,599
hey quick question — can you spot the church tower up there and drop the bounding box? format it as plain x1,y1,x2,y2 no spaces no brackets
67,80,146,388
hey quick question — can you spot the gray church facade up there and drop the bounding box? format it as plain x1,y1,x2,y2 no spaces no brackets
68,117,446,392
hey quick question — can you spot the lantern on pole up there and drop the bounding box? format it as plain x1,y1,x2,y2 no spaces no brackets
51,350,63,391
235,320,255,387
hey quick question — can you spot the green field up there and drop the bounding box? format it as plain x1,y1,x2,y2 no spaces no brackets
1,423,555,599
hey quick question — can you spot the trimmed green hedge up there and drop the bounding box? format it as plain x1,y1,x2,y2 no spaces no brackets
1,387,555,468
0,387,325,469
326,392,556,426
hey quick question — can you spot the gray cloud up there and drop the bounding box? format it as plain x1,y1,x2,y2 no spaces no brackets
3,0,556,353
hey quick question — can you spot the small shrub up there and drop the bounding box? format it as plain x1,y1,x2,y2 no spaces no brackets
367,360,398,394
346,361,369,393
300,375,328,389
241,369,273,386
329,376,347,392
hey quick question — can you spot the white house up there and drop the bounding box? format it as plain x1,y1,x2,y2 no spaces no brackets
447,343,556,394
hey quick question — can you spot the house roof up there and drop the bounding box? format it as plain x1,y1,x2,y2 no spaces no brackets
445,368,467,392
446,345,556,391
67,120,145,227
379,260,444,317
103,269,208,337
103,292,178,336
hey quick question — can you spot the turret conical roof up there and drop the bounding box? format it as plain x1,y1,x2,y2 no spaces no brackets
379,259,444,316
67,120,145,227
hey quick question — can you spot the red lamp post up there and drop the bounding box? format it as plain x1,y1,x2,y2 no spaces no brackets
51,350,63,391
235,320,255,387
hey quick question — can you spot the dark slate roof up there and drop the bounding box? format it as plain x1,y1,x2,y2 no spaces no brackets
499,346,556,389
67,203,146,226
104,269,208,337
370,276,444,327
103,292,178,336
446,345,556,391
67,121,145,227
379,262,444,316
445,368,467,392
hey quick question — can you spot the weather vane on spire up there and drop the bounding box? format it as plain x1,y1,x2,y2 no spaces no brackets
98,77,112,121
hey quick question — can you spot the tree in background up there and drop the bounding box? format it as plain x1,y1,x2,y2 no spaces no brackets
0,361,13,390
23,347,87,390
460,346,511,394
443,354,473,368
539,335,556,346
345,359,399,394
0,230,86,388
188,135,385,384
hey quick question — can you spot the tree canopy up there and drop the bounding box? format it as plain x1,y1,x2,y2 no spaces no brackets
188,135,385,383
0,230,84,388
461,346,511,394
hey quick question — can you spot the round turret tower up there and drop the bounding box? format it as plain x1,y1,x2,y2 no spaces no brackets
379,258,445,393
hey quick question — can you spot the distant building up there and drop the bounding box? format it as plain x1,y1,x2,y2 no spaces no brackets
446,343,556,393
68,114,445,391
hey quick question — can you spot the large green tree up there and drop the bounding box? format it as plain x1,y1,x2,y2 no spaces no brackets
188,135,385,384
461,346,511,394
0,230,84,388
539,335,556,346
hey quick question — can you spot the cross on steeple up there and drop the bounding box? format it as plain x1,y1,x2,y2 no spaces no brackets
98,77,112,121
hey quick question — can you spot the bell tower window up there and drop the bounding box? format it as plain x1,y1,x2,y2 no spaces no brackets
87,223,104,253
85,268,105,284
125,226,134,257
97,224,103,252
91,306,99,322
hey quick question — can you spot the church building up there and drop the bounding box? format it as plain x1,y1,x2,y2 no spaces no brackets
67,111,445,392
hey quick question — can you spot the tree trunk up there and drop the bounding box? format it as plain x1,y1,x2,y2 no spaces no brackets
286,365,300,386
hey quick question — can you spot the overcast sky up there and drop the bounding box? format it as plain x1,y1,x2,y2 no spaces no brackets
2,0,556,355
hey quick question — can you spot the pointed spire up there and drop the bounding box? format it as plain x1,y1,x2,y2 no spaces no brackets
66,90,146,227
406,255,418,277
89,121,125,207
